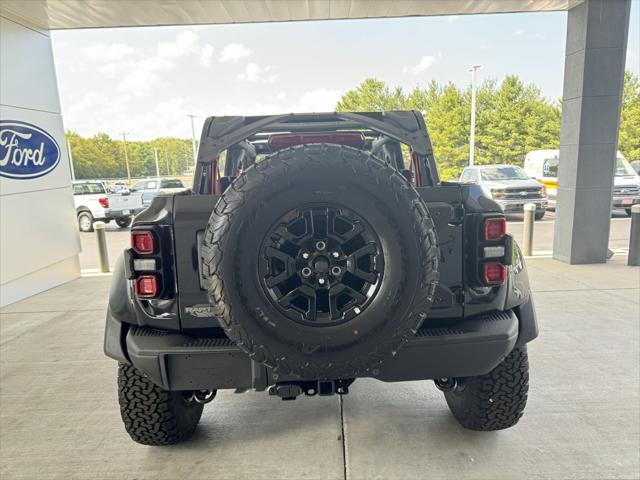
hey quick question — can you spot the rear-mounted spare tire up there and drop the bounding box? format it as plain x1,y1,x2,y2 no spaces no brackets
201,144,439,379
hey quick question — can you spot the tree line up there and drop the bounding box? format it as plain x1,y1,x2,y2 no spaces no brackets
67,72,639,181
67,132,194,180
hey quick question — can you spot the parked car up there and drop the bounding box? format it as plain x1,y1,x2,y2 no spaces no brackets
459,164,548,219
130,178,186,206
73,180,144,232
524,149,640,216
104,111,538,445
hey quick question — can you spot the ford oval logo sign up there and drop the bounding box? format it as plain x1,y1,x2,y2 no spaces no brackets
0,121,61,179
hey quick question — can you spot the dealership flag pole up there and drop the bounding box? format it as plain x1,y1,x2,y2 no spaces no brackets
468,64,481,167
188,114,198,164
154,148,160,180
121,132,131,184
67,139,75,181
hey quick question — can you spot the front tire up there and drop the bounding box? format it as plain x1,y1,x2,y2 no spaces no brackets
77,211,94,232
115,216,132,228
117,364,204,445
535,210,545,220
625,208,632,217
443,346,529,431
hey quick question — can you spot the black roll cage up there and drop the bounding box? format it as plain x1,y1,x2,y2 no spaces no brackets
193,111,440,194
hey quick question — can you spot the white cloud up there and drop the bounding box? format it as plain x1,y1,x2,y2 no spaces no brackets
116,69,160,97
200,44,215,67
289,88,342,113
276,91,287,100
139,56,175,71
402,55,436,74
157,31,199,59
82,43,135,62
513,29,545,40
69,91,110,114
447,16,460,23
219,43,251,63
237,62,277,83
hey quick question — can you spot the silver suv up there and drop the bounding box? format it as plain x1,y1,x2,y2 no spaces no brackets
460,164,548,220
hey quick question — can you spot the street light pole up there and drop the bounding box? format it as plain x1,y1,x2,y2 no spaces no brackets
121,131,131,184
468,64,481,167
154,148,160,180
187,115,198,164
67,139,76,181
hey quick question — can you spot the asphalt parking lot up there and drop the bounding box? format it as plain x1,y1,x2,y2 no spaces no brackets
78,210,634,271
1,256,638,479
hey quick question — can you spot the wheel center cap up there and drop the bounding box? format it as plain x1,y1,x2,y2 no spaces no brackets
313,257,329,273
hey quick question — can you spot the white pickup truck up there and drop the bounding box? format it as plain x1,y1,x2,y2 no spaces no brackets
73,180,145,232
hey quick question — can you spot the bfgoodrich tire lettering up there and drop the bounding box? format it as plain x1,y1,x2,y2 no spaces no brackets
117,364,204,445
201,144,439,379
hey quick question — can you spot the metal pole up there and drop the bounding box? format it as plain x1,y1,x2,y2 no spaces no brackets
629,204,640,266
67,139,75,181
468,64,481,167
93,221,110,273
522,203,536,256
188,114,198,164
154,148,160,179
122,132,131,184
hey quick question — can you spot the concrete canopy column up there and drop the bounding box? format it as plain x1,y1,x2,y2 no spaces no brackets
553,0,631,264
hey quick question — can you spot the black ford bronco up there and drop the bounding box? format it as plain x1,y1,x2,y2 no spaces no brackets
104,111,538,445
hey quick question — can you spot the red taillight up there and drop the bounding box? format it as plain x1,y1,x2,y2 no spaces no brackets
484,217,506,241
99,197,109,208
483,262,506,285
268,132,365,149
134,275,158,298
131,231,155,254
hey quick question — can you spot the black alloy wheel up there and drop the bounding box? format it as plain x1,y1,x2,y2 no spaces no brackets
259,204,384,327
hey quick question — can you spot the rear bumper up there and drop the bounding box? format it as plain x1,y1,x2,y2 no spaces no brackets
612,195,640,208
106,207,144,218
495,199,547,212
105,308,527,391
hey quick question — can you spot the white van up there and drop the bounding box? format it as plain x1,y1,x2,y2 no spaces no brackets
524,149,640,215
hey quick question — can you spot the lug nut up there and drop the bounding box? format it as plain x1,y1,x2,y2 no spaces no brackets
301,267,312,278
315,241,326,251
318,278,326,286
302,252,310,260
331,266,342,276
331,251,340,259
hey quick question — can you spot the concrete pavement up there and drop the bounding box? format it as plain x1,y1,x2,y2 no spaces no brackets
1,257,638,479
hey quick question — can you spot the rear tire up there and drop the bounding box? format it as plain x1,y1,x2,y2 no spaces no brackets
443,346,529,431
77,211,94,232
115,216,132,228
625,208,632,217
117,363,205,445
534,210,545,220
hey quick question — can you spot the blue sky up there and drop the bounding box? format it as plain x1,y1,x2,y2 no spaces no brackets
52,4,639,140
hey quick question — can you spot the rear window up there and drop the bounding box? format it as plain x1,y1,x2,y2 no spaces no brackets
542,158,559,177
161,179,184,188
73,183,106,195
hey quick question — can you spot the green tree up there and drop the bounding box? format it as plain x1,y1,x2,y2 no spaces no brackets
66,132,194,180
619,71,640,161
336,78,407,112
335,76,561,179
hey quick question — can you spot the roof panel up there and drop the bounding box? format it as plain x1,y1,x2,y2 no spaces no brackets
0,0,582,31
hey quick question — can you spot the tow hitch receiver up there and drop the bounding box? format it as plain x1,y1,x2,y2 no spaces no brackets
269,380,354,400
